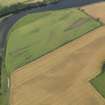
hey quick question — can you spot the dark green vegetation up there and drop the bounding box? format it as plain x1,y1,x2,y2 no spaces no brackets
5,8,101,73
0,15,12,105
0,67,9,105
0,0,60,17
91,64,105,98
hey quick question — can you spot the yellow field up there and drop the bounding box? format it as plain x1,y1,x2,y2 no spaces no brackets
10,2,105,105
0,0,43,6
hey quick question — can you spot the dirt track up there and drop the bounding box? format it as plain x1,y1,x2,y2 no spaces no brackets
11,2,105,105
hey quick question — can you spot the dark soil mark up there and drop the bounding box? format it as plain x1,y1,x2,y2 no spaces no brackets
64,17,90,32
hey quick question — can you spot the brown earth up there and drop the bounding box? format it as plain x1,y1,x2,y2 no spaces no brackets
81,2,105,23
10,2,105,105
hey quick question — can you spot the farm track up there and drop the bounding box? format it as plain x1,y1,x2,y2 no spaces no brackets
10,2,105,104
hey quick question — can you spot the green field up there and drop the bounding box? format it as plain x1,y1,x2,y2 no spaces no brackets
5,8,101,73
0,0,44,17
91,66,105,98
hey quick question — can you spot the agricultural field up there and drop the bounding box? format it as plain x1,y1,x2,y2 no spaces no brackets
0,1,105,105
91,72,105,98
11,17,105,105
82,2,105,99
5,8,101,73
0,0,43,6
81,2,105,23
10,2,105,105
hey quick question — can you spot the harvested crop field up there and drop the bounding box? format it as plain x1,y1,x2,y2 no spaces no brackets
81,2,105,23
81,1,105,99
10,2,105,105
